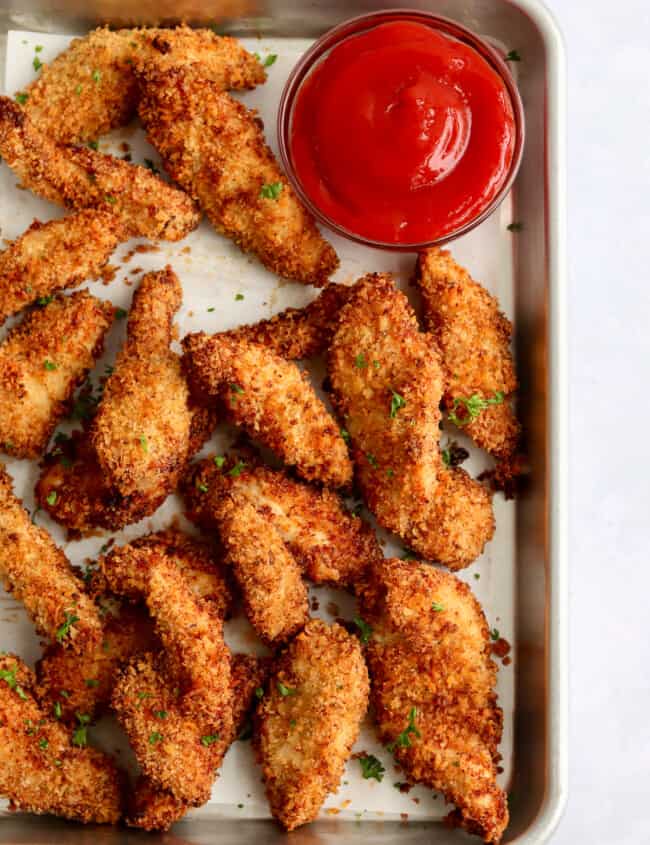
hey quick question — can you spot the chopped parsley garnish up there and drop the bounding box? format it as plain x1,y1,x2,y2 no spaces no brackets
372,360,381,369
387,707,421,751
196,482,209,493
136,692,152,701
200,733,220,746
474,573,481,580
386,468,394,478
155,710,167,719
143,158,159,174
139,435,148,452
490,628,500,641
505,49,521,62
389,391,406,418
39,737,48,749
149,731,163,745
214,455,226,468
35,45,43,52
354,353,367,369
85,678,99,688
228,460,246,478
55,610,78,642
207,306,215,312
75,84,82,95
366,453,378,469
441,441,470,468
0,664,27,700
448,392,504,427
340,428,351,444
431,601,445,612
15,92,28,105
60,689,70,698
260,182,283,200
72,712,91,747
359,754,385,782
229,383,244,405
46,491,58,506
43,360,57,371
32,56,42,72
54,759,62,766
104,194,117,204
263,53,278,67
53,701,62,719
87,139,99,150
36,295,53,306
289,718,297,729
115,307,127,319
92,68,101,82
102,640,110,652
507,222,523,232
235,293,244,301
353,616,373,644
254,687,264,699
277,682,296,697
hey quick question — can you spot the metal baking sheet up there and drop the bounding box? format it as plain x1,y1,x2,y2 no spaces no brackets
0,1,567,842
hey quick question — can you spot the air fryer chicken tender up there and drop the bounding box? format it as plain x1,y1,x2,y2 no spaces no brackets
415,248,520,463
0,465,102,650
0,653,122,824
0,291,113,458
137,63,338,285
20,25,265,144
0,96,200,241
0,210,125,324
182,333,352,488
184,457,380,587
357,558,508,843
255,619,369,831
328,274,494,569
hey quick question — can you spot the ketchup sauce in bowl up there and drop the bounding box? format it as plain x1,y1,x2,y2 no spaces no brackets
278,11,524,250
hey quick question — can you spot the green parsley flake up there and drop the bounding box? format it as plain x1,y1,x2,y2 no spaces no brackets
139,435,148,452
228,461,246,478
46,491,57,506
505,49,521,62
387,707,421,751
33,56,42,72
359,754,385,782
60,690,70,698
85,679,99,688
263,54,278,67
75,84,83,95
43,360,57,371
149,731,163,745
15,93,28,105
115,307,127,319
35,45,43,52
155,710,167,720
87,139,99,150
389,391,406,418
490,628,500,641
72,713,91,747
340,428,351,444
197,482,209,493
39,737,48,749
354,353,367,369
353,616,373,644
55,610,78,642
254,687,264,699
53,701,62,719
36,295,53,306
92,68,101,82
507,222,523,232
214,455,226,468
260,182,283,200
207,306,215,312
235,293,244,301
366,453,378,469
448,391,504,427
200,733,220,746
0,664,28,700
136,692,152,701
431,601,445,612
277,682,296,697
104,194,117,205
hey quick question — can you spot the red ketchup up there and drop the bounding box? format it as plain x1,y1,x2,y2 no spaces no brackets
289,21,516,245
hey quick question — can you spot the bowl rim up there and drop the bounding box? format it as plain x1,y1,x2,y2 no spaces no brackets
277,8,526,252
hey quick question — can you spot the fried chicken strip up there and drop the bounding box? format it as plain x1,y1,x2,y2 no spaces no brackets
182,333,352,488
328,274,494,569
0,291,113,459
415,248,520,463
224,283,352,359
0,653,122,823
20,25,265,145
184,456,380,587
138,63,338,285
255,619,368,831
0,96,200,241
357,558,508,843
0,465,101,650
0,210,125,324
127,653,269,831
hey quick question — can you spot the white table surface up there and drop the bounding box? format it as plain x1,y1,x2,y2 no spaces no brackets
541,1,650,842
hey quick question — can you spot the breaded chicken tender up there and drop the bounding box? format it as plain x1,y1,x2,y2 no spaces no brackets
0,465,101,650
182,333,352,488
328,274,494,569
255,619,369,831
35,603,158,723
357,558,508,843
224,283,352,359
20,26,265,144
184,456,380,587
0,210,125,324
415,249,520,463
127,653,269,831
137,63,338,285
0,97,200,241
0,291,113,459
0,653,122,823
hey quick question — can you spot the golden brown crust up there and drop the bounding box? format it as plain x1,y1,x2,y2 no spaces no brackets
415,248,520,462
0,291,113,459
0,211,125,323
35,603,158,722
21,26,266,145
328,274,494,569
0,653,123,823
0,465,102,650
0,96,200,242
137,63,338,285
182,332,352,488
254,619,369,831
224,283,352,359
184,457,381,588
357,558,508,843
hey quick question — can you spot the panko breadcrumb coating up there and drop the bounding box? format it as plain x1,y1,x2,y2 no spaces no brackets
0,291,113,459
184,456,380,587
182,333,352,488
20,25,265,145
0,653,122,824
328,274,494,569
255,619,369,831
0,465,101,650
36,603,158,723
415,248,520,463
357,558,508,843
0,210,125,324
0,96,201,242
224,283,352,359
127,653,270,831
137,63,338,285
